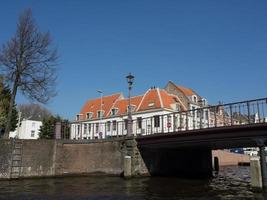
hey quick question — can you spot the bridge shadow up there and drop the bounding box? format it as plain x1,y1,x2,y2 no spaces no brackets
138,146,213,179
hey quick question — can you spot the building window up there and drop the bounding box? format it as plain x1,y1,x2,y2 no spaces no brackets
97,111,104,118
86,112,93,119
205,110,209,120
192,95,197,103
112,120,117,131
148,102,155,107
84,124,87,133
111,108,118,116
31,130,35,137
175,104,181,111
154,116,160,127
107,121,111,131
124,119,128,130
96,123,99,132
197,109,200,118
202,99,207,106
137,117,142,129
76,115,80,121
32,122,35,128
88,124,91,132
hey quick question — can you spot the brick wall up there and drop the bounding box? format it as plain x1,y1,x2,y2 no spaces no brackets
212,150,250,166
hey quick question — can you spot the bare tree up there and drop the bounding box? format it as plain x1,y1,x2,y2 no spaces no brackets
18,103,52,121
0,9,58,138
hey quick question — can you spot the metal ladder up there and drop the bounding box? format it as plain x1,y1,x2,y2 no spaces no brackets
10,140,23,179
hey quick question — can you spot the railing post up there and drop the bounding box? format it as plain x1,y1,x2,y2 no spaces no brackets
173,113,176,132
214,107,217,128
193,109,195,129
199,109,202,129
247,101,251,124
161,115,164,133
92,123,95,139
229,105,233,126
257,101,260,123
150,117,153,135
116,121,119,137
186,111,188,130
181,113,183,131
239,104,242,125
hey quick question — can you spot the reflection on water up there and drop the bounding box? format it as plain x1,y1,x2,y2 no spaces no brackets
0,166,266,200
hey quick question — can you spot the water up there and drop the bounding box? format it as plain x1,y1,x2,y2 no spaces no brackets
0,166,266,200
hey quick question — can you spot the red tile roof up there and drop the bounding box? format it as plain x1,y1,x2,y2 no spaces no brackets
77,88,187,121
174,84,195,96
79,93,122,120
137,88,162,111
112,95,143,115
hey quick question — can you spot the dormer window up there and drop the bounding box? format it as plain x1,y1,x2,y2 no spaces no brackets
192,95,197,103
148,102,155,107
127,105,136,112
202,98,207,106
175,104,181,111
97,110,104,118
111,108,118,116
76,114,81,121
86,112,93,119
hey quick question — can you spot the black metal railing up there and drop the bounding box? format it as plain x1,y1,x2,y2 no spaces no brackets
72,98,267,140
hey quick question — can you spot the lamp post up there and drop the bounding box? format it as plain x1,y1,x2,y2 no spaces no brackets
126,73,134,137
97,90,103,139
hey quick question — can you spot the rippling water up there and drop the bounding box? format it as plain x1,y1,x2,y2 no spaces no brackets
0,166,267,200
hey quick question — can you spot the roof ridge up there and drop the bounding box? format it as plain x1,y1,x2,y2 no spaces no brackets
136,88,151,111
167,91,187,111
106,94,123,117
157,88,164,108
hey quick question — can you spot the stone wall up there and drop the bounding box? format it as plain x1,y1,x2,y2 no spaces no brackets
0,139,127,179
0,139,214,179
0,140,12,179
20,140,56,178
55,141,124,176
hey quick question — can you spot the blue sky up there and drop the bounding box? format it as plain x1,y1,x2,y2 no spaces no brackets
0,0,266,120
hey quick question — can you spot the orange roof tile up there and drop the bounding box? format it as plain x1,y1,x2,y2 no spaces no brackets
78,87,189,121
174,84,195,96
79,93,122,120
137,88,162,111
112,95,143,116
156,89,186,111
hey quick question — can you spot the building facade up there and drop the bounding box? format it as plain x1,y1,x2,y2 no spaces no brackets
71,82,209,140
9,119,42,139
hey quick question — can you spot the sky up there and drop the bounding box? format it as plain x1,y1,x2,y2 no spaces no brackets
0,0,266,120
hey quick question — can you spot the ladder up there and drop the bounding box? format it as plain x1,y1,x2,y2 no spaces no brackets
10,139,23,179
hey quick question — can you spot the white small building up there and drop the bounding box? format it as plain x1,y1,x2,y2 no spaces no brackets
9,119,42,139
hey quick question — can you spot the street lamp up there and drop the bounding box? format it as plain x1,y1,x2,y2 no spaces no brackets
97,90,103,139
126,73,134,137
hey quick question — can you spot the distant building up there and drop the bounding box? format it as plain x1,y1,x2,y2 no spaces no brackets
9,119,42,139
71,81,208,140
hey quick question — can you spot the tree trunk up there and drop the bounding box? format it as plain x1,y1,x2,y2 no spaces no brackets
3,74,19,139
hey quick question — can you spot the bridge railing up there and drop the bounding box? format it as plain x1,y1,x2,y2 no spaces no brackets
71,98,267,139
132,98,267,136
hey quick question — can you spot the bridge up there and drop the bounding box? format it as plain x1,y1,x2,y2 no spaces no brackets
131,97,267,149
70,98,267,186
72,98,267,139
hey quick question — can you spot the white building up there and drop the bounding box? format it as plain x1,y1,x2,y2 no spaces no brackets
9,119,42,139
71,82,208,140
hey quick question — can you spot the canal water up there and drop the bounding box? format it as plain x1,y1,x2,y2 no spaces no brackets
0,166,266,200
